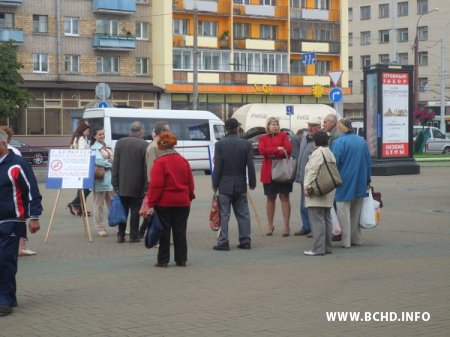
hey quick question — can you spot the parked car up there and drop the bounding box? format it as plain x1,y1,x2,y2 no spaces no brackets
413,126,450,154
9,138,48,165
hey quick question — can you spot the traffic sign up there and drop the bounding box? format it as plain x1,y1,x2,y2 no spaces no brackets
286,105,294,115
329,87,343,103
301,52,316,66
329,71,343,86
95,83,111,100
98,100,108,108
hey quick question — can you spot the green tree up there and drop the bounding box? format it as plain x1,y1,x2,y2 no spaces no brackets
0,41,33,119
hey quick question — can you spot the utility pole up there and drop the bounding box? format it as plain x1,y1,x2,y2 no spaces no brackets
192,1,199,110
390,0,397,63
440,36,446,134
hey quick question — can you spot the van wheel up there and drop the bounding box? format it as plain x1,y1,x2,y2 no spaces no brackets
443,147,450,154
204,170,211,175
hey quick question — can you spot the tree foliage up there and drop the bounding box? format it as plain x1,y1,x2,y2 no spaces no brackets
0,41,33,120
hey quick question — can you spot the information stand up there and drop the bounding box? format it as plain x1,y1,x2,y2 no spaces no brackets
45,149,96,242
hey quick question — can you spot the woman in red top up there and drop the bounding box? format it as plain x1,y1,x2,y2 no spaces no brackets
141,132,195,267
258,117,293,236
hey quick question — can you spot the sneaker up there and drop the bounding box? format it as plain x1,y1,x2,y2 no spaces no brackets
237,243,251,250
19,249,36,257
304,250,324,256
213,244,230,251
97,230,108,237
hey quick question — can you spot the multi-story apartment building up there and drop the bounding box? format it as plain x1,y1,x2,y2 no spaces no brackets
0,0,160,141
346,0,450,128
154,0,349,119
1,0,349,142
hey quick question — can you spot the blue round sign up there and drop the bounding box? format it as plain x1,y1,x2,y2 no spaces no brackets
98,101,108,108
329,87,343,103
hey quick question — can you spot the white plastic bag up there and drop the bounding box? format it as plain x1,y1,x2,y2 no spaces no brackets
330,207,341,235
359,190,377,229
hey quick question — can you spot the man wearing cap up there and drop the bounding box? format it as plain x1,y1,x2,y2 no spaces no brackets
294,116,322,236
212,118,256,251
331,118,372,248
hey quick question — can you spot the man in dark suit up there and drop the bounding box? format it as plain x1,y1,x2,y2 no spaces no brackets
112,121,148,243
212,118,256,251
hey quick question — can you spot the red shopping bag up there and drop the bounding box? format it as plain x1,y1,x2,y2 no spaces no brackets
209,191,220,231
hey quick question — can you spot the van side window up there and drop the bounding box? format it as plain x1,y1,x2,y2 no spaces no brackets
214,124,225,140
433,129,445,139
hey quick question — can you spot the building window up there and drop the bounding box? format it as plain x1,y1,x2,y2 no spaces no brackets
64,55,79,73
173,19,189,35
234,0,251,4
419,51,428,66
173,49,192,70
260,0,277,5
398,2,408,16
316,28,331,41
419,77,428,91
360,6,371,20
348,32,353,46
349,80,353,89
198,21,217,37
260,25,276,40
360,31,371,45
379,30,389,43
417,0,428,14
233,23,250,39
33,15,48,33
32,53,48,72
361,55,371,68
0,13,14,29
136,0,148,3
397,28,408,42
290,59,305,74
315,60,331,75
135,22,149,40
96,56,119,74
348,8,353,21
316,0,330,10
291,0,302,8
379,4,389,18
64,17,79,36
199,50,230,71
348,56,353,70
292,27,306,39
398,53,408,64
96,20,119,36
418,26,428,41
234,51,288,73
136,58,149,75
379,54,389,63
360,80,364,94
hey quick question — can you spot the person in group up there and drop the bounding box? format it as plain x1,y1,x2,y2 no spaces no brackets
0,130,42,316
112,121,148,243
290,129,304,159
331,118,372,248
212,118,256,251
258,117,292,236
138,121,171,239
67,120,91,216
140,132,195,267
294,116,322,237
303,130,336,256
0,127,36,257
90,127,114,237
322,113,342,242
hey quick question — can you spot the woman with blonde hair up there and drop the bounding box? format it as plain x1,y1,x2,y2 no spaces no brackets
258,117,292,236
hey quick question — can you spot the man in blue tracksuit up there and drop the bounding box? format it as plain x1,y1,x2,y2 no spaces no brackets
0,130,42,316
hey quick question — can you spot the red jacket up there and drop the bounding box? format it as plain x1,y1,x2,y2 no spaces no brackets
259,132,292,183
146,152,195,207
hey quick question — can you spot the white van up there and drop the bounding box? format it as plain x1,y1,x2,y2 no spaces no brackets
83,108,225,173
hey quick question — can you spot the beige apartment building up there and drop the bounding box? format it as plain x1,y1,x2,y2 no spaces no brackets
346,0,450,128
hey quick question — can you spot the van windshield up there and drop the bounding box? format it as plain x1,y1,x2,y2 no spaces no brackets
110,117,212,141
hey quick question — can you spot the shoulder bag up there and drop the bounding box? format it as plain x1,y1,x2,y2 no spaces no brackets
271,149,297,183
311,150,342,196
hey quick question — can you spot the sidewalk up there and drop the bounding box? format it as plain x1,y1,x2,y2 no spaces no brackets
2,166,450,336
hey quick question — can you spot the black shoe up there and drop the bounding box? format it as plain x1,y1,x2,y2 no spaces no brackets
294,229,311,236
213,244,230,251
0,305,12,316
176,261,187,267
154,262,168,268
117,235,125,243
129,238,141,243
332,234,342,241
237,243,251,250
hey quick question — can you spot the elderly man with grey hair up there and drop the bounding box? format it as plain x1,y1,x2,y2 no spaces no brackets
112,121,149,243
323,113,339,146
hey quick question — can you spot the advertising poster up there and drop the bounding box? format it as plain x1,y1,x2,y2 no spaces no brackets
365,73,378,157
381,72,409,157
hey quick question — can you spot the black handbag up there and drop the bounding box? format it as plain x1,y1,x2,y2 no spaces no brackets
311,150,342,196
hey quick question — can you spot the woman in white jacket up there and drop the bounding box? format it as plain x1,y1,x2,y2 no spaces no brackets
303,130,337,256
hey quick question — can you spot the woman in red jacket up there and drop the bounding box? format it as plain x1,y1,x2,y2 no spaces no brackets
141,132,195,267
258,117,292,236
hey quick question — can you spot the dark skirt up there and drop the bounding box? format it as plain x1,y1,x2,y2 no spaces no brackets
263,181,293,196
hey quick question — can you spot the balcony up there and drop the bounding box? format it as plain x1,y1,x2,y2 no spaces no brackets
0,0,23,6
245,4,275,17
290,39,340,54
92,0,136,15
93,34,136,50
234,38,276,51
0,29,24,44
183,0,217,13
291,7,340,22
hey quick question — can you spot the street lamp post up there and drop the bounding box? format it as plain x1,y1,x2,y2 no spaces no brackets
192,1,199,110
413,8,438,116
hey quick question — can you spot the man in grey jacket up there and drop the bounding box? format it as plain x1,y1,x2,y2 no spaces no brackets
112,121,148,243
212,118,256,251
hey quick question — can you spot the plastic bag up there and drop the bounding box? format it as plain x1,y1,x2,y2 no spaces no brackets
145,213,163,249
209,191,220,231
330,207,341,235
108,194,127,227
359,190,377,229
